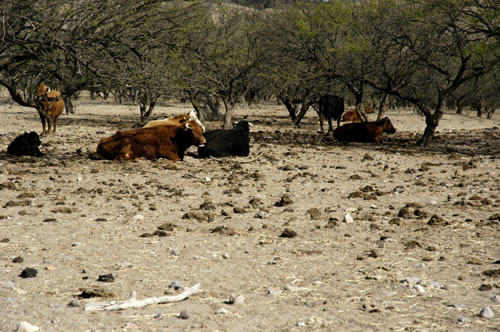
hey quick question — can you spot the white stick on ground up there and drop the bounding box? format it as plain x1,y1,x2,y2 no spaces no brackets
84,283,201,311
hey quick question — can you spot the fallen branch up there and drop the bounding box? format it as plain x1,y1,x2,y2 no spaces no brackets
84,283,201,311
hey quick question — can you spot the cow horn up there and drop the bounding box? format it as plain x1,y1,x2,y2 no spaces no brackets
185,123,193,129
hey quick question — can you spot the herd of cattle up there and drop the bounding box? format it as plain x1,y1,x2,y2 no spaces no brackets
6,87,397,160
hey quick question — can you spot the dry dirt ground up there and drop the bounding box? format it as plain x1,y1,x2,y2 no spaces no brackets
0,99,499,332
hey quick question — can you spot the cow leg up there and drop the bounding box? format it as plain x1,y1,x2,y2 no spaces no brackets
52,118,58,135
327,117,334,134
46,118,53,136
38,110,47,136
318,112,324,133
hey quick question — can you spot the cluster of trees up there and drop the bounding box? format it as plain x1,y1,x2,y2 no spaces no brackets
0,0,498,145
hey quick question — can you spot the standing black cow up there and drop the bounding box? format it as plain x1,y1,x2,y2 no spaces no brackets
7,132,43,156
198,121,251,158
318,95,344,134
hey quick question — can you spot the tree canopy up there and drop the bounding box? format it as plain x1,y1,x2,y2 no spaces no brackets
1,0,498,144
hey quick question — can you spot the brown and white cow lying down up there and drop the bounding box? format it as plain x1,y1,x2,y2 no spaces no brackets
96,120,206,161
342,109,361,123
333,117,396,143
143,110,206,133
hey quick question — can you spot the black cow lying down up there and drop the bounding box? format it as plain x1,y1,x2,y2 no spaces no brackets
198,121,251,158
7,132,43,156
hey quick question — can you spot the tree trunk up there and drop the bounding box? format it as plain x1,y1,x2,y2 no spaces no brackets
376,93,389,121
64,97,75,114
354,93,368,122
143,100,156,118
222,99,235,129
278,96,297,121
294,102,313,127
417,99,445,147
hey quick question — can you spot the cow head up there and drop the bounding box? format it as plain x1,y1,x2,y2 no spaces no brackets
187,110,206,133
381,117,396,134
37,83,48,97
184,120,206,146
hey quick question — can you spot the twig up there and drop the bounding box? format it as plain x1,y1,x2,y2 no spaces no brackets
84,283,201,311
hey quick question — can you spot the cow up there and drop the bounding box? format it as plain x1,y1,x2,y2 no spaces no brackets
317,95,345,134
35,83,65,135
342,109,361,123
96,120,206,162
143,110,206,133
333,117,396,143
198,121,251,158
7,132,43,156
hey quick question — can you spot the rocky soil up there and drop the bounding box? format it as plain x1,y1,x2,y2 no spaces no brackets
0,100,499,332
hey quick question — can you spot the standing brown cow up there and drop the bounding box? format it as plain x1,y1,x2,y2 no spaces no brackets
333,117,396,143
96,120,206,161
35,83,65,135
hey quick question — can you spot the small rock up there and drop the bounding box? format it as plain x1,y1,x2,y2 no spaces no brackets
268,288,283,296
168,281,184,290
343,213,354,223
413,284,425,293
479,284,492,291
16,321,39,332
479,306,494,319
279,228,297,238
427,214,447,226
226,294,245,304
12,256,23,263
178,310,189,319
457,316,468,323
45,265,57,271
132,214,144,221
296,321,306,327
19,268,37,278
491,295,500,303
97,273,115,282
222,253,229,259
215,308,228,315
448,303,464,309
306,208,321,220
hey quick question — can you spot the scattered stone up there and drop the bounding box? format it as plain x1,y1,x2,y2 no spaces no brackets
457,316,468,323
178,310,189,319
427,214,448,226
274,194,293,207
210,226,236,236
447,303,464,309
132,214,144,222
67,300,80,308
0,238,9,243
45,265,56,271
343,213,354,223
482,269,500,278
306,208,321,220
19,268,37,278
16,321,39,332
325,218,338,228
199,201,216,210
97,273,115,282
168,281,184,290
43,218,57,223
491,295,500,303
231,207,245,214
158,223,175,231
479,306,494,319
12,256,23,263
215,308,228,315
267,288,283,296
226,294,245,305
76,287,115,298
479,284,492,291
279,228,297,238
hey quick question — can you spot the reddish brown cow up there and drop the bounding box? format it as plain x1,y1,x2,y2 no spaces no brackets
35,83,65,135
96,120,206,161
333,117,396,143
342,109,361,122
